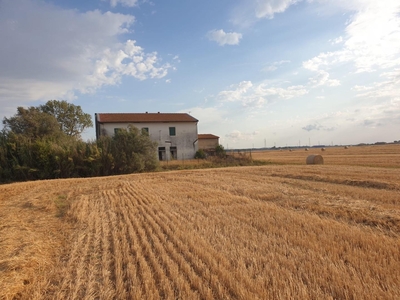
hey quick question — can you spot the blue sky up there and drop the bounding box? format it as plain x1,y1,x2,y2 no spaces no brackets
1,0,399,148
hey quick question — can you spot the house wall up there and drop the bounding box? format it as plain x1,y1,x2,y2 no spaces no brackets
99,122,198,160
198,138,219,150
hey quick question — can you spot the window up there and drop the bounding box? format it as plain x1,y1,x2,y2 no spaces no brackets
169,127,176,136
141,127,149,135
158,147,166,161
170,146,177,160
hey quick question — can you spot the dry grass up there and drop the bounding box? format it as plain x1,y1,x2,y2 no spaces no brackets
0,181,76,299
1,145,400,299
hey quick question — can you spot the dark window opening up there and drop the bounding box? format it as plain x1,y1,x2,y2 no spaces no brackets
170,146,177,160
141,127,149,135
169,127,176,136
158,147,166,161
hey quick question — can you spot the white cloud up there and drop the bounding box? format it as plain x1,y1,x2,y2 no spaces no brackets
231,0,302,26
354,99,400,129
353,69,400,99
260,85,308,99
218,81,253,102
255,0,301,19
303,51,350,72
0,0,171,109
300,97,400,135
226,130,259,141
302,123,336,132
308,70,340,87
264,66,278,72
303,1,400,77
345,1,400,73
92,40,171,84
329,36,343,45
298,0,400,108
217,81,308,107
109,0,138,7
352,85,373,92
206,29,243,46
263,60,290,72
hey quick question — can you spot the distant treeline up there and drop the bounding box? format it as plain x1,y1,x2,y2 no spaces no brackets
0,101,158,183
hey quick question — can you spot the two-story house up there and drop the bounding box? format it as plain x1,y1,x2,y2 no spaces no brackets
95,112,199,160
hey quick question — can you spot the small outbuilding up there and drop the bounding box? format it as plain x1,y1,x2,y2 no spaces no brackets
198,134,219,150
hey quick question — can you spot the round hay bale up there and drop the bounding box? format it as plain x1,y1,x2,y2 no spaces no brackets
306,154,324,165
321,147,326,151
305,148,309,151
344,146,349,149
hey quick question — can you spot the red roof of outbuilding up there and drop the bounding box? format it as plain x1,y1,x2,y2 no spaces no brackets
198,134,219,139
96,113,198,123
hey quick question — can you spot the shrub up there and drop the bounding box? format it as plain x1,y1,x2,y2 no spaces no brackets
215,145,226,158
195,149,207,159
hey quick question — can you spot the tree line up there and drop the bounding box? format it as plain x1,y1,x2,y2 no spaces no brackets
0,100,158,183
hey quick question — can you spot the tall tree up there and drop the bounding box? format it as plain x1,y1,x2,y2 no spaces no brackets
3,106,62,139
39,100,93,137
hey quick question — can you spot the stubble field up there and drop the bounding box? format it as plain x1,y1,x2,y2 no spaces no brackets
1,145,399,299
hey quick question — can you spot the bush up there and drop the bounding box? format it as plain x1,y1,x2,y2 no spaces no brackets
194,149,207,159
0,125,159,183
215,145,226,158
96,125,159,175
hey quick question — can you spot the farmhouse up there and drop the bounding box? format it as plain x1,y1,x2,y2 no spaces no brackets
95,112,199,160
198,134,220,150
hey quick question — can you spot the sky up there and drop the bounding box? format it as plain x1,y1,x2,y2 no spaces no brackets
1,0,399,148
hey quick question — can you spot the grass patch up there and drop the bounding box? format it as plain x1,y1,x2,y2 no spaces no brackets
54,194,69,218
159,155,271,172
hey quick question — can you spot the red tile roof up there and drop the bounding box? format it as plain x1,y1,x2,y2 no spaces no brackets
198,134,219,139
96,113,198,123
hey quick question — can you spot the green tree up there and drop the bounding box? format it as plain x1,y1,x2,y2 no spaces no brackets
3,106,62,139
109,125,158,173
215,144,226,158
1,104,158,183
39,100,93,137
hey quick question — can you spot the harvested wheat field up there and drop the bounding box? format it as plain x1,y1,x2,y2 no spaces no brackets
1,147,400,299
252,144,400,167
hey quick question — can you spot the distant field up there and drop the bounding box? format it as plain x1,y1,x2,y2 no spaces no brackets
251,144,400,167
1,145,399,299
159,144,400,169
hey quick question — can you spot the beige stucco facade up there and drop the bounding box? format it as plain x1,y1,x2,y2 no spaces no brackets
198,134,219,150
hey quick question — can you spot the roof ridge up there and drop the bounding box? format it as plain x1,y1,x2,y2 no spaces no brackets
96,112,198,123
